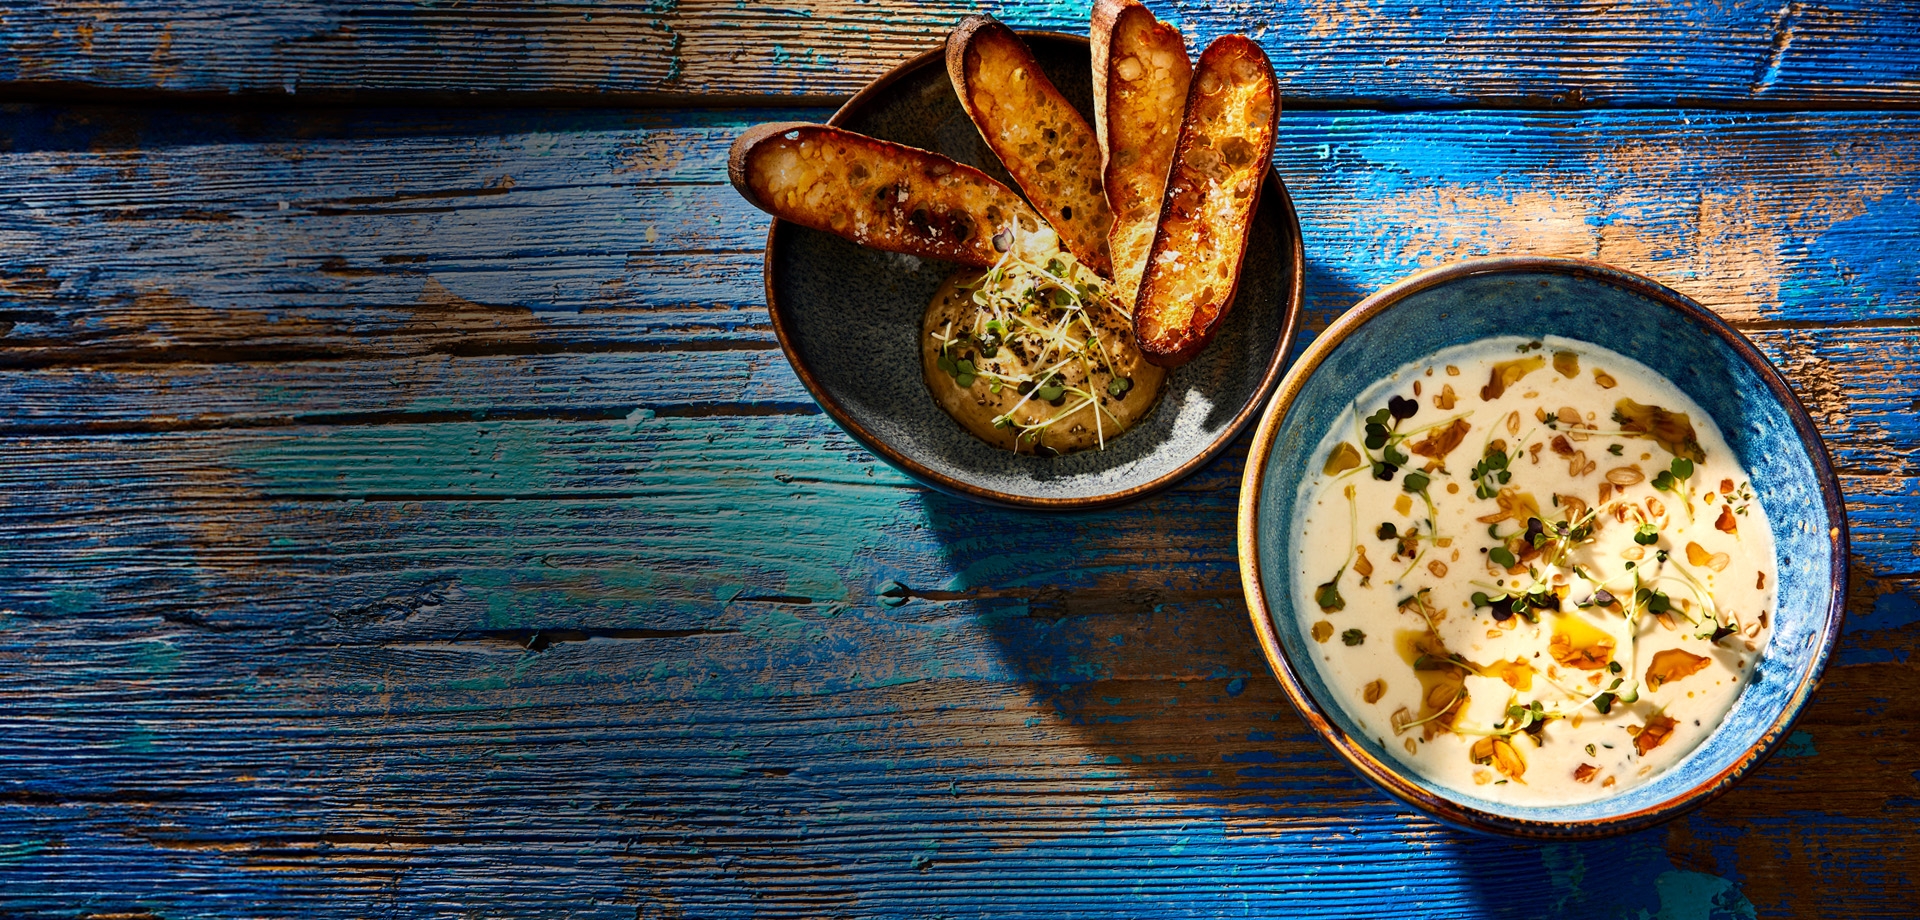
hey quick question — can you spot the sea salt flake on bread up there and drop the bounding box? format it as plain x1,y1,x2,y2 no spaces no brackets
1090,0,1192,309
1132,35,1278,367
729,122,1041,267
947,16,1115,277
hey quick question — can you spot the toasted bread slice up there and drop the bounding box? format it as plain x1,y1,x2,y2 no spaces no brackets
947,16,1114,276
729,122,1040,267
1132,36,1278,367
1090,0,1192,308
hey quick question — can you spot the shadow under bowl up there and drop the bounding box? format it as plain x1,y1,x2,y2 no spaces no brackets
1237,256,1848,837
765,32,1304,510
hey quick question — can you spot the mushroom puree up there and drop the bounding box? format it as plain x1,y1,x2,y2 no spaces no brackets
922,226,1165,455
1292,335,1776,805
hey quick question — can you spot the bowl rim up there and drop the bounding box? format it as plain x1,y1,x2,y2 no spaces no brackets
761,30,1306,511
1235,255,1850,838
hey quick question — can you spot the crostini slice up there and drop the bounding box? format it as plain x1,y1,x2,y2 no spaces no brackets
947,16,1114,277
1090,0,1192,310
729,122,1041,267
1132,36,1278,367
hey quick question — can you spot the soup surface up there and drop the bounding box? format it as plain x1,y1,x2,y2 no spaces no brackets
1291,335,1776,805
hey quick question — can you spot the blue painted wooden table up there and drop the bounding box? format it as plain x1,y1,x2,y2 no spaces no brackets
1,2,1916,916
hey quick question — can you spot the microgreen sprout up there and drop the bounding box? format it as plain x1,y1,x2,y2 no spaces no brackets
1470,445,1513,499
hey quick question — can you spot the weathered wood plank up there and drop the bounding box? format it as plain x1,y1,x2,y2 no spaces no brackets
0,409,1912,918
0,93,1914,917
0,408,1911,636
0,323,1907,442
0,0,1914,105
2,105,1916,376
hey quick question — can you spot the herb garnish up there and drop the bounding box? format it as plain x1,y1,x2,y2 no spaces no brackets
1470,444,1513,499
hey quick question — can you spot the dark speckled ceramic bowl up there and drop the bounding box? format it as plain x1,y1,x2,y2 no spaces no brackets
764,32,1303,510
1238,257,1848,838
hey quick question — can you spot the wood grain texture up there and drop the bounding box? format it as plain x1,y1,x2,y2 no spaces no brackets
0,96,1915,916
1,104,1917,371
0,0,1916,105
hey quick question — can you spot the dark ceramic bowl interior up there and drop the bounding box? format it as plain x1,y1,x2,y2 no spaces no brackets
1239,257,1848,837
766,32,1303,509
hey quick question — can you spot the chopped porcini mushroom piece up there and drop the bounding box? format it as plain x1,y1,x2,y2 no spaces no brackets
1549,628,1615,670
1631,712,1679,755
1613,398,1706,462
1363,679,1386,704
1574,763,1600,783
1715,503,1738,534
1312,620,1334,643
1645,649,1711,690
1553,350,1580,378
1593,368,1618,388
1482,356,1546,401
1410,418,1472,462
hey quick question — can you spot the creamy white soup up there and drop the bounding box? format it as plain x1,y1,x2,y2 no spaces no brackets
1292,335,1776,805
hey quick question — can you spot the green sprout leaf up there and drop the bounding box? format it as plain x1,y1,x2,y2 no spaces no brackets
1315,580,1345,612
1635,523,1659,545
1402,471,1431,493
1489,546,1517,568
1341,628,1366,646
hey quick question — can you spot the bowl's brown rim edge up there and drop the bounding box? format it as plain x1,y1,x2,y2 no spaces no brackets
761,30,1307,512
1235,254,1851,839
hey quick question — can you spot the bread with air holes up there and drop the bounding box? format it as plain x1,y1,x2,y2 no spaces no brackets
728,122,1040,267
1091,0,1192,309
947,16,1114,276
1132,36,1277,367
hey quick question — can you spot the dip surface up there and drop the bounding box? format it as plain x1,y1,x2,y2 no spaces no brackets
921,228,1165,455
1293,335,1776,805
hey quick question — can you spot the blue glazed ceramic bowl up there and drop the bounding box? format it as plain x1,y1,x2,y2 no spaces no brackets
1237,257,1848,837
765,32,1303,510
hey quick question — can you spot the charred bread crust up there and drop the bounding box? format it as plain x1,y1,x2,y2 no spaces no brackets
1090,0,1192,308
947,15,1115,277
1132,36,1277,368
728,122,1040,267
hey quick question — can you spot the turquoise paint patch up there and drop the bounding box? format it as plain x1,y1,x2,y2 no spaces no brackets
1541,843,1587,915
1644,870,1757,920
117,723,158,753
1774,729,1817,758
49,588,96,615
0,839,48,865
134,640,180,676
